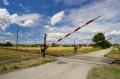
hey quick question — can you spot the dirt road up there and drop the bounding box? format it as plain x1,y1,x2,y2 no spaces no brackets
0,48,112,79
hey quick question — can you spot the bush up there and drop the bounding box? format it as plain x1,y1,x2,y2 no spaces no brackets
92,33,112,49
119,47,120,51
4,42,13,47
13,65,20,69
96,40,112,49
1,65,10,71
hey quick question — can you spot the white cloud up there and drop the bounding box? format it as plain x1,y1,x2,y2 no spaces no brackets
0,9,10,30
10,13,41,27
0,32,14,43
61,0,120,29
106,30,120,36
3,0,9,5
45,0,120,44
5,32,13,36
0,32,13,37
47,32,64,38
50,11,64,25
110,30,120,35
44,25,50,28
0,8,41,30
1,0,119,44
22,20,34,26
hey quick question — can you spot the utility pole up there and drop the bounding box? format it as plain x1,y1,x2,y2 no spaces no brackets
16,26,19,50
118,39,120,51
41,34,47,57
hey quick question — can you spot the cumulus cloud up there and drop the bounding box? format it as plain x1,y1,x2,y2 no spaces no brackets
0,8,41,30
5,32,13,36
0,32,13,37
0,32,14,43
0,9,10,30
3,0,9,5
45,0,120,44
110,30,120,35
10,13,40,27
106,30,120,36
50,11,64,26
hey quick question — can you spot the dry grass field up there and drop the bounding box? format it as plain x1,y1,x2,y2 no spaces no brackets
0,46,101,74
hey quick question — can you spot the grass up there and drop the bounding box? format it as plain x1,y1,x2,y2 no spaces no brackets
0,57,54,74
87,65,120,79
105,47,120,59
0,48,39,62
0,46,101,62
0,46,101,74
87,47,120,79
78,47,101,53
0,48,55,74
6,46,101,57
46,47,101,56
2,46,101,57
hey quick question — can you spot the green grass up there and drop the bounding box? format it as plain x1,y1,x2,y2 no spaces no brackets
105,47,120,59
87,47,120,79
78,47,101,53
87,65,120,79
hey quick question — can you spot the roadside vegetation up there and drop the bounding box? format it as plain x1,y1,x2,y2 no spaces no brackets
87,46,120,79
92,32,112,49
87,65,120,79
4,46,101,56
0,48,38,62
46,47,101,56
0,43,101,74
105,47,120,59
0,48,55,74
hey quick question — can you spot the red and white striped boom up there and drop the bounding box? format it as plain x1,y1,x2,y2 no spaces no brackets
52,16,101,45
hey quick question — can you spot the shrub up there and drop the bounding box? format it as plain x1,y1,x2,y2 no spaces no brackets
92,33,112,49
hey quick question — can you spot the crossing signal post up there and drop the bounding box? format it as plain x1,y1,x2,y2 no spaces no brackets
41,34,47,57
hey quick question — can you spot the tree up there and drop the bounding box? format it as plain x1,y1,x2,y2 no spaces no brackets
92,33,105,42
4,42,13,47
92,33,112,49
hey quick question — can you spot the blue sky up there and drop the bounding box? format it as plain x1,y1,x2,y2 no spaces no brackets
0,0,120,44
